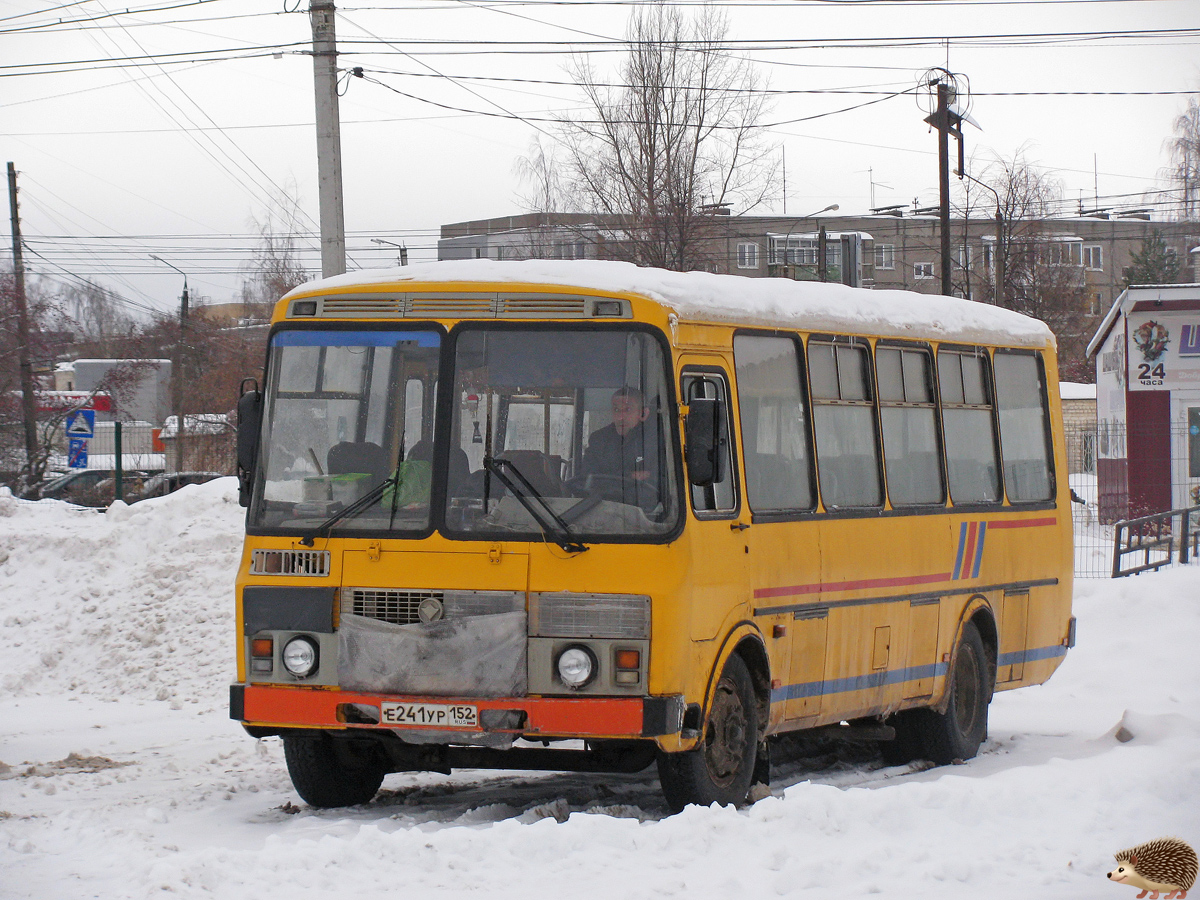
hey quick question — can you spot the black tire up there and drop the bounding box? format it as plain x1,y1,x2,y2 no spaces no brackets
657,654,758,813
283,733,386,808
918,620,991,765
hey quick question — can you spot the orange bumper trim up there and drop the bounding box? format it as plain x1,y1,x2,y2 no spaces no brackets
239,684,648,738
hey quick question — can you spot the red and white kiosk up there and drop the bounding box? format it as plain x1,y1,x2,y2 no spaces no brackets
1088,283,1200,522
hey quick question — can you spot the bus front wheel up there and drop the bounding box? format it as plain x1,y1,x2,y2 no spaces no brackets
657,654,758,813
283,732,386,808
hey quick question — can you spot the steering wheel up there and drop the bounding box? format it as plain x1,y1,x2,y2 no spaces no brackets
564,473,660,509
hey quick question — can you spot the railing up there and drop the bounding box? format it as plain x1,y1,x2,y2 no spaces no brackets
1112,506,1200,578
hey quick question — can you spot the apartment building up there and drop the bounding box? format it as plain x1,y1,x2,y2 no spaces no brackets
439,211,1200,317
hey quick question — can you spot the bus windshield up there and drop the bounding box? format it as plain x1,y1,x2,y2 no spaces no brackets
250,328,441,533
446,326,680,539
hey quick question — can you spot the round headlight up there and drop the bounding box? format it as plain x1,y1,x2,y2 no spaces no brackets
556,645,596,689
282,636,319,677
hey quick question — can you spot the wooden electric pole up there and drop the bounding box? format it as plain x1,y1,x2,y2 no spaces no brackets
310,0,346,278
924,72,965,298
7,162,41,487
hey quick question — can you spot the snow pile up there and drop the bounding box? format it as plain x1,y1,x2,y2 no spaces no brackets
0,479,244,707
1,485,1199,899
286,258,1055,348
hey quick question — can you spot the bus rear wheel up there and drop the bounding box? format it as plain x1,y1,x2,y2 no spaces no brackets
283,732,386,808
919,621,990,764
657,654,758,813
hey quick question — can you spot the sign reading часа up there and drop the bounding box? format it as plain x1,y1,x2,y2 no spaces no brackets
1126,313,1200,391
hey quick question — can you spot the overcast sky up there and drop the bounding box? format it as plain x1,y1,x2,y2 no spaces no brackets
2,0,1198,317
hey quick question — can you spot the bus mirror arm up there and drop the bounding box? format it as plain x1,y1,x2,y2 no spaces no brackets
684,398,722,488
236,386,263,509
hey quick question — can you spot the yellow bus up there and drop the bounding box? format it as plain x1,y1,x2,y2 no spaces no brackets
230,260,1075,811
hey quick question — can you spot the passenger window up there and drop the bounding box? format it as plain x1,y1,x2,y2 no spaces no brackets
938,350,1001,504
877,346,944,506
733,335,815,513
682,373,737,515
993,351,1054,502
808,340,882,509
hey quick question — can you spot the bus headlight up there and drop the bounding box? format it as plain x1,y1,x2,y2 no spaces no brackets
556,645,596,689
282,636,319,678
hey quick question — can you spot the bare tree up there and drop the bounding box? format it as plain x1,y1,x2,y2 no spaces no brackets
971,151,1097,380
240,187,310,316
530,1,776,271
1166,95,1200,220
58,279,138,353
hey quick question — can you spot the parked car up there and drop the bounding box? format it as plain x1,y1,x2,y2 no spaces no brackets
21,469,153,506
127,471,223,503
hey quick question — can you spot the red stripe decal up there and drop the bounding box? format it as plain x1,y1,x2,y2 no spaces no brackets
985,517,1058,529
754,571,954,600
960,522,979,577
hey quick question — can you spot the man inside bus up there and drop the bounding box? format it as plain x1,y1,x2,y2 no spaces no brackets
580,386,662,508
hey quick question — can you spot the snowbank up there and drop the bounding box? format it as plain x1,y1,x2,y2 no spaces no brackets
1,483,1198,899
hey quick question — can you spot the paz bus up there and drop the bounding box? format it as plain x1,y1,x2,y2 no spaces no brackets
230,260,1075,811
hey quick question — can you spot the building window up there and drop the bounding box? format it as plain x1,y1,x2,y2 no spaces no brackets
914,262,935,280
874,244,895,270
737,242,759,269
1083,244,1103,270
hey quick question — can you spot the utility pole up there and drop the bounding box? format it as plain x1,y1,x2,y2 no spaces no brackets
7,163,41,487
151,255,188,474
310,0,346,278
923,72,965,298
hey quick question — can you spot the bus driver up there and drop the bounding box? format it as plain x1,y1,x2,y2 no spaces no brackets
581,387,662,507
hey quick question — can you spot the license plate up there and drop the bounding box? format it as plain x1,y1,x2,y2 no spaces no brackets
380,701,478,728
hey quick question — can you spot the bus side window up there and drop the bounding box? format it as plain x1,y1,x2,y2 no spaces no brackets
993,350,1054,502
938,350,1002,504
732,335,816,513
808,339,882,509
877,345,945,506
682,372,737,514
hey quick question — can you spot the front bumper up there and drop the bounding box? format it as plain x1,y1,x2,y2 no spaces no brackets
230,683,684,739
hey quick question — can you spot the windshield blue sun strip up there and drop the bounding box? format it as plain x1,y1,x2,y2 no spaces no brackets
271,330,441,348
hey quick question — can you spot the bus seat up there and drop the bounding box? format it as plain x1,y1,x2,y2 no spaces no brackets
497,449,563,496
327,441,390,487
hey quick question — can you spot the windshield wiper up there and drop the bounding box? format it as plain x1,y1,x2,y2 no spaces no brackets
483,457,587,554
298,471,399,547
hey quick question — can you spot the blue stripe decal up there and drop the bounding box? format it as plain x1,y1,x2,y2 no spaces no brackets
997,644,1067,667
971,522,988,578
769,643,1069,705
952,522,969,580
769,662,949,704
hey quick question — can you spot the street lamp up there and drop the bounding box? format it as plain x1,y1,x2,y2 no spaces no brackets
957,170,1005,307
150,254,189,474
371,238,408,266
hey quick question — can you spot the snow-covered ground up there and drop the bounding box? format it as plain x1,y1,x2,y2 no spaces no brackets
1,480,1197,899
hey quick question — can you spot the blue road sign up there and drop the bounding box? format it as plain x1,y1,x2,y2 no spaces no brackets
68,438,89,469
65,409,95,439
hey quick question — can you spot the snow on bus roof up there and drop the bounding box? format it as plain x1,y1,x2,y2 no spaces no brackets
285,259,1054,348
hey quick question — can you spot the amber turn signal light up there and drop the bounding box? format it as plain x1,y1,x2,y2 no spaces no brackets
251,638,273,657
614,649,640,670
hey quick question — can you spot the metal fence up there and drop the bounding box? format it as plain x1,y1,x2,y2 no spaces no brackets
1065,422,1200,578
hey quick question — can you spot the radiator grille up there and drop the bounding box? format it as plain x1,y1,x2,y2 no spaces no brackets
250,549,330,577
532,593,650,638
348,588,524,626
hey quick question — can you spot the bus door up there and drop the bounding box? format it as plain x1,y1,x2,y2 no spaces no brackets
679,365,748,643
729,335,826,724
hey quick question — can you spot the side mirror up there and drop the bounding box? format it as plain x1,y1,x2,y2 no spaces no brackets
236,385,262,509
685,397,725,487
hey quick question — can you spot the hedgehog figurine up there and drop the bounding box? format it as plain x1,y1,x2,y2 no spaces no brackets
1107,837,1198,899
